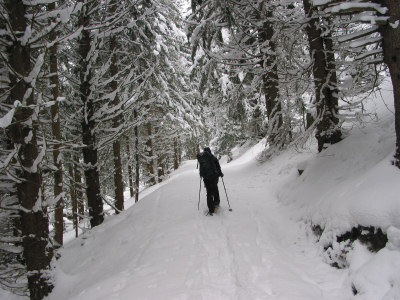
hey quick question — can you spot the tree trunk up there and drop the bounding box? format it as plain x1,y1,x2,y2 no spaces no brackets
74,156,85,221
173,138,179,170
78,1,103,227
5,0,53,298
68,161,78,238
146,123,156,185
303,0,341,152
377,0,400,167
257,6,283,147
48,2,64,247
68,154,82,237
112,137,124,213
194,143,200,158
109,3,124,213
178,146,182,164
324,29,339,102
126,141,135,198
157,154,165,182
134,110,140,203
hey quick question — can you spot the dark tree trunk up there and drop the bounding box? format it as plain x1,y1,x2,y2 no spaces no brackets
257,6,283,147
78,1,103,227
377,0,400,167
48,2,64,247
194,143,200,158
68,161,78,238
74,156,85,221
174,138,179,170
112,138,124,213
134,110,140,203
146,123,156,185
157,154,165,182
109,3,124,213
324,29,339,101
5,0,53,298
126,141,135,198
303,0,341,152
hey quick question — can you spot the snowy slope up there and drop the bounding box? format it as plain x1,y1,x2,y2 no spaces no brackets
46,78,399,300
278,78,400,299
281,78,399,239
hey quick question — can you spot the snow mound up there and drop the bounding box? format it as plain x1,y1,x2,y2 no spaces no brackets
279,78,400,299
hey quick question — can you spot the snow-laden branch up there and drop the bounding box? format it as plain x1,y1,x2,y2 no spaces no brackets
349,36,382,48
337,25,378,43
326,2,388,15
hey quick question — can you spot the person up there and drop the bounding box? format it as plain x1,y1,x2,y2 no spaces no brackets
197,147,224,215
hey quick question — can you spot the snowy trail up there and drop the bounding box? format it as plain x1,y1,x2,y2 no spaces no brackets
197,161,348,300
50,159,350,300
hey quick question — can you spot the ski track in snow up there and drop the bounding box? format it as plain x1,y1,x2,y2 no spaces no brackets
48,158,350,300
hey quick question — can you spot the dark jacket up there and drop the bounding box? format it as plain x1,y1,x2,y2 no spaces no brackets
211,155,222,177
199,152,222,178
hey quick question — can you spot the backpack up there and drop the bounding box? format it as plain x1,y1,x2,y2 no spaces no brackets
197,151,218,179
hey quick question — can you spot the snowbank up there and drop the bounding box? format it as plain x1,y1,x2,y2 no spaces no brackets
278,78,400,299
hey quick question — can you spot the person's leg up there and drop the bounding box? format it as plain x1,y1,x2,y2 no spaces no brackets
214,184,220,207
211,177,220,207
204,179,214,213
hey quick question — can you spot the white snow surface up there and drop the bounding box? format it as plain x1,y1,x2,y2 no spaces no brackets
2,79,400,299
49,157,352,300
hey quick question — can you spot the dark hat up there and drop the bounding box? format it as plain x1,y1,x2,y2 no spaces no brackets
204,147,211,153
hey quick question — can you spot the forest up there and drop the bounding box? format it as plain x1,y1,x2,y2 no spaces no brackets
0,0,399,299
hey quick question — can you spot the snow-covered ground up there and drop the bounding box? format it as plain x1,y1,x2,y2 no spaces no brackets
2,78,400,299
49,157,351,300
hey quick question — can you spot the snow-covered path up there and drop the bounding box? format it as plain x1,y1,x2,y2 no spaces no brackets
50,156,350,300
189,159,348,300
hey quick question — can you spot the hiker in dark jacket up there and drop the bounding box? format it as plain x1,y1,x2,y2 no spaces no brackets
197,147,224,215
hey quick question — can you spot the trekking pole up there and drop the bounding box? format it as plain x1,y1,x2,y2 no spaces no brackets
221,177,233,211
198,177,201,211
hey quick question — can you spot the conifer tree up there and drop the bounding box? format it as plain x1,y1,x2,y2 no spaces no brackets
76,0,104,227
302,0,342,152
188,1,291,153
108,0,124,213
0,0,65,297
47,1,64,247
313,0,400,165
